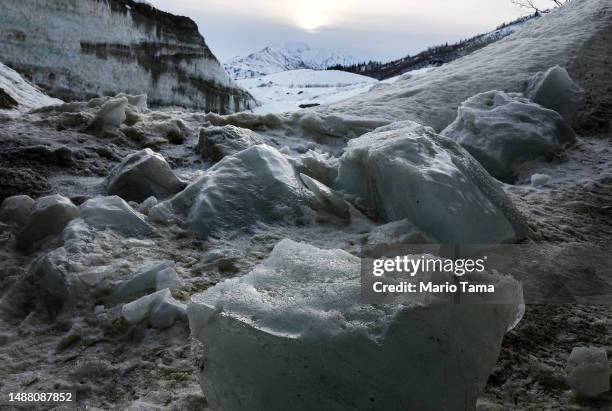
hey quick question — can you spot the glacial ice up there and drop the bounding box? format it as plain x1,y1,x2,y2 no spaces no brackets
442,91,576,183
188,239,523,411
26,247,71,318
151,145,305,238
291,150,339,188
0,62,62,109
204,110,389,141
137,196,158,216
530,173,552,188
108,261,181,304
335,121,528,244
300,173,350,222
88,97,128,131
367,219,436,245
198,125,265,162
525,66,585,123
122,288,186,329
80,196,153,237
106,148,184,202
115,93,148,111
16,195,80,252
0,195,34,226
566,347,610,397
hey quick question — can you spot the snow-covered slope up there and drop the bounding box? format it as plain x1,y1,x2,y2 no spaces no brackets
329,14,538,80
224,43,355,80
314,0,612,133
0,0,254,113
0,62,61,110
239,69,377,114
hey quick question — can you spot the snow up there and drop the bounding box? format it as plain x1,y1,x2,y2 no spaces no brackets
566,347,610,397
80,196,153,237
224,43,355,80
188,239,523,411
314,0,612,132
16,195,80,253
106,148,184,202
151,145,306,238
334,121,529,244
238,69,378,114
0,195,34,226
525,65,585,123
0,62,62,110
442,90,576,183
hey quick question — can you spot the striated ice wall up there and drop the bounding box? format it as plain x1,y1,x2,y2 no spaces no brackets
0,0,255,113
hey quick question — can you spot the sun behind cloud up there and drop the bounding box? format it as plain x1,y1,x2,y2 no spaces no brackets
294,0,329,31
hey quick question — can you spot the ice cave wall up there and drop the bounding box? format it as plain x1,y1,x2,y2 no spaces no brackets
0,0,255,113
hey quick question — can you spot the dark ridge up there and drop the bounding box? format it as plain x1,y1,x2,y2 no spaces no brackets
104,0,207,48
0,88,18,109
328,13,539,80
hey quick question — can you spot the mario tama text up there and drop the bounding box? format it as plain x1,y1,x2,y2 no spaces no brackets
371,254,495,296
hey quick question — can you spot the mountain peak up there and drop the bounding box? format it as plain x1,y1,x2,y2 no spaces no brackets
224,44,355,80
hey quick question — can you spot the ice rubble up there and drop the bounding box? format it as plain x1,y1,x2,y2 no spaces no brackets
87,97,129,131
366,219,436,246
299,173,350,222
566,347,610,397
334,121,528,244
108,261,182,304
530,173,552,188
16,195,80,252
442,91,576,183
0,195,34,226
80,196,153,237
188,239,523,411
26,247,72,318
525,65,585,123
204,110,389,141
106,148,184,202
198,125,265,162
151,145,306,238
122,289,186,330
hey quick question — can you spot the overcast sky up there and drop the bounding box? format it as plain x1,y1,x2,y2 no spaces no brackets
146,0,552,62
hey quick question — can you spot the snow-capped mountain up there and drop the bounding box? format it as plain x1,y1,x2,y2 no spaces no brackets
224,43,356,80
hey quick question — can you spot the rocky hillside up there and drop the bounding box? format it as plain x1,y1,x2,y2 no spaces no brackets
0,0,254,113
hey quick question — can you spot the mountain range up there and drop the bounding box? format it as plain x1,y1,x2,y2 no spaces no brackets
224,43,356,80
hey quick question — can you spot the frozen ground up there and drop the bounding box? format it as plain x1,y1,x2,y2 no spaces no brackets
238,69,378,114
0,1,611,409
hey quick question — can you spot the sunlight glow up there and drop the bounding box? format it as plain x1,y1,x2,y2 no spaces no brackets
296,6,326,31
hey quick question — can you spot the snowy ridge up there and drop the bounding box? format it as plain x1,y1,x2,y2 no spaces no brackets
331,13,539,80
224,43,356,80
314,0,612,132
